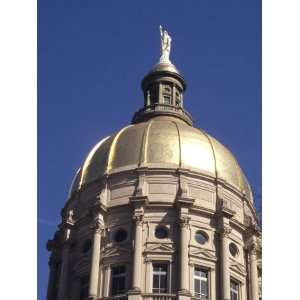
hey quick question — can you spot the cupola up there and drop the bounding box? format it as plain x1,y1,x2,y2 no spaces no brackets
132,26,193,126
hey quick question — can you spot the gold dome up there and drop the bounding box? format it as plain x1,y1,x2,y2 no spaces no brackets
68,116,253,202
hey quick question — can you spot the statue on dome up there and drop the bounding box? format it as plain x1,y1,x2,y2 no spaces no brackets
159,25,172,63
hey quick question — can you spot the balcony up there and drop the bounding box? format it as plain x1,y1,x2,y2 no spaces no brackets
101,294,128,300
132,103,194,126
142,293,176,300
99,293,176,300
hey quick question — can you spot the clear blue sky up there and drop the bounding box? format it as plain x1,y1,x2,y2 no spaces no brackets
38,0,261,299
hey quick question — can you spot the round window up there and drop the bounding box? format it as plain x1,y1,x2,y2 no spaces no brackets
195,231,208,245
155,226,168,239
114,229,128,243
82,239,92,253
229,243,239,257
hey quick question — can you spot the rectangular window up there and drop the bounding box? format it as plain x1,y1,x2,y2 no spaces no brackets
80,276,89,300
194,267,208,300
163,95,171,105
111,265,126,296
230,280,239,300
153,264,168,294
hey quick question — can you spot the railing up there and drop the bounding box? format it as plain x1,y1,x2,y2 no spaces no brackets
100,294,176,300
142,293,176,300
101,294,128,300
132,103,193,125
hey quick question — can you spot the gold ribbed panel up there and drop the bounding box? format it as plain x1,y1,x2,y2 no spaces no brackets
209,136,242,190
109,123,146,170
146,120,180,165
178,123,215,175
80,136,112,186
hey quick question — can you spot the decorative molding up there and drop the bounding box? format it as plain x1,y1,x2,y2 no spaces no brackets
230,261,247,276
219,225,232,238
133,214,144,226
144,243,175,254
189,248,217,261
102,245,131,258
179,215,190,228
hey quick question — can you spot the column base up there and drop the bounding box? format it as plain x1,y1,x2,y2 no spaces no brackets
177,290,191,300
128,289,142,300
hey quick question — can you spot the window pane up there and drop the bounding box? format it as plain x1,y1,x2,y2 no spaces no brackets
118,277,125,292
111,266,126,295
80,286,88,300
195,279,200,294
200,270,208,279
201,280,208,295
153,275,159,288
112,278,118,294
153,264,160,272
160,275,167,289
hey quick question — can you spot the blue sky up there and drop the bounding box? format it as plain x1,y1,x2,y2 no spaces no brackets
38,0,261,299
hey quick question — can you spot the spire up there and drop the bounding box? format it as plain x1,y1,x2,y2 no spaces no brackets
132,26,193,126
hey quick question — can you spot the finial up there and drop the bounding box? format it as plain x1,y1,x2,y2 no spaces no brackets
159,25,172,64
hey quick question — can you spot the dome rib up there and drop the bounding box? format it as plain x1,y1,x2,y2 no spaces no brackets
141,120,153,165
172,120,182,168
198,128,218,181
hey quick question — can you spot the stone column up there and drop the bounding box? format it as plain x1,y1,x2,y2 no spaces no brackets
249,242,259,300
57,231,71,300
103,265,111,297
132,214,143,291
46,255,58,300
88,215,103,300
220,224,231,300
179,216,190,293
145,258,152,293
57,210,74,300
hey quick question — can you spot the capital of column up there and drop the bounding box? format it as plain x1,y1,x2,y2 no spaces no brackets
249,242,258,256
219,225,232,238
133,214,144,226
91,216,104,234
179,216,190,228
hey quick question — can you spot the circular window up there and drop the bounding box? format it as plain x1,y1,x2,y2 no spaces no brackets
82,239,92,253
195,231,208,245
229,243,239,257
114,229,128,243
155,226,168,239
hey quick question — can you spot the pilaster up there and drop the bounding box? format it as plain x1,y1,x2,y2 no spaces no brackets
88,213,104,300
57,210,74,300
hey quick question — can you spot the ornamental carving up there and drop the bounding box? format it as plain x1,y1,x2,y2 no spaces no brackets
133,214,144,226
91,214,104,234
249,242,258,256
179,216,190,228
219,226,232,237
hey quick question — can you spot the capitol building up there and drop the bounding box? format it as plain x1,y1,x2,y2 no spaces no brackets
46,27,262,300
